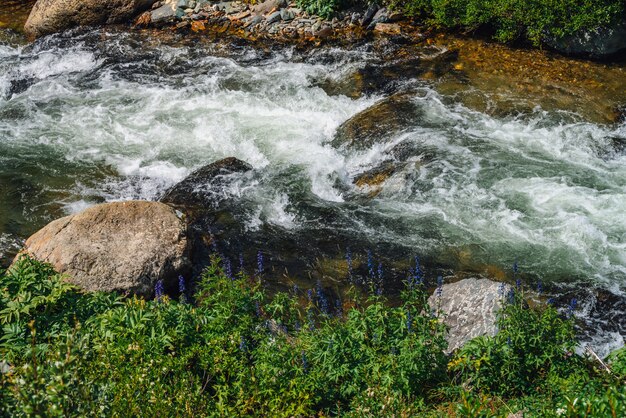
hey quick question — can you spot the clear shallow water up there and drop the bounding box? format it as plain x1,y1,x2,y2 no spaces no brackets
0,28,624,354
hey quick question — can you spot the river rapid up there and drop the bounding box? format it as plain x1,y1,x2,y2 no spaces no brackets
0,11,625,355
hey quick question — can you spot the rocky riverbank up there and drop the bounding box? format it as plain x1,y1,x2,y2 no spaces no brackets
138,0,407,42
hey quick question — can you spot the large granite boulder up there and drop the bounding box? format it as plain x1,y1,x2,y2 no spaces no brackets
15,201,190,298
25,0,157,38
429,277,505,353
544,18,626,58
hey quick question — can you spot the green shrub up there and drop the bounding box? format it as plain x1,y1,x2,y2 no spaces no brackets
449,289,584,396
389,0,624,45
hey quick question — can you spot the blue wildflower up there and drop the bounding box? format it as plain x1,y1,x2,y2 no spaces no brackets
536,280,543,294
507,288,516,305
414,256,424,286
334,298,343,317
256,250,264,276
568,298,577,318
155,280,164,302
498,282,506,297
436,275,443,297
239,337,247,352
224,258,234,280
346,247,353,282
316,280,329,315
255,300,261,317
178,275,186,303
367,250,375,280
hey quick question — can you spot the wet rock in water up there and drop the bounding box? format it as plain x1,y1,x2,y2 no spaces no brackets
25,0,158,38
331,93,421,150
14,201,191,298
429,278,504,353
160,157,253,209
543,17,626,58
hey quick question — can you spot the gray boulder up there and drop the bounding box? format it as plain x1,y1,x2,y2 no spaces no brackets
161,157,253,209
15,201,190,298
544,18,626,58
24,0,157,38
429,278,505,353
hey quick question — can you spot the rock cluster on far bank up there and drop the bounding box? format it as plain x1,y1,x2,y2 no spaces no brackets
142,0,404,41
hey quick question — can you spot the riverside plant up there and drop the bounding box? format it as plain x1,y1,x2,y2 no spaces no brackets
0,255,625,417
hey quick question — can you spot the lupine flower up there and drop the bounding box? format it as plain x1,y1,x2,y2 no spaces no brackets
178,276,187,303
346,247,353,282
568,298,577,318
513,261,519,275
155,280,164,302
224,258,233,280
367,250,375,279
239,337,247,352
256,250,264,275
307,308,315,331
498,282,506,297
507,288,516,305
414,256,424,286
334,299,343,317
307,289,313,303
516,278,521,290
436,275,443,298
376,262,384,295
316,280,329,315
536,280,543,294
547,298,555,305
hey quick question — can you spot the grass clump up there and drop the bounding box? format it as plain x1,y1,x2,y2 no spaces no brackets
1,255,625,416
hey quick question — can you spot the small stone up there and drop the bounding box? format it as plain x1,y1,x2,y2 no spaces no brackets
280,8,295,21
267,11,282,24
315,25,332,39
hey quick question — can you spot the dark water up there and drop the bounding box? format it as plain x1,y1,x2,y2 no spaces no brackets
0,0,34,32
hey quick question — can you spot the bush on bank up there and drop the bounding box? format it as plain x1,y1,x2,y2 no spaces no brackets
0,256,625,416
296,0,624,45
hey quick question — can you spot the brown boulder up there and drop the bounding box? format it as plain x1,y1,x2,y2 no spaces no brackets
25,0,157,39
15,201,190,298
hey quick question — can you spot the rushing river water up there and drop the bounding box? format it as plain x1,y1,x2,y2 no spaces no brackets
0,13,625,354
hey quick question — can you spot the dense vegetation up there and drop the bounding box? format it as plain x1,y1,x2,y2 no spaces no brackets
1,255,625,416
296,0,625,45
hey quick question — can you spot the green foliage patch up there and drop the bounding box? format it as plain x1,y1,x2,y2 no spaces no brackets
1,255,625,416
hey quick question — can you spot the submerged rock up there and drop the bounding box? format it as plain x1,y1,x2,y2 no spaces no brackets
25,0,157,38
331,93,421,150
14,201,190,298
160,157,253,209
429,277,504,353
